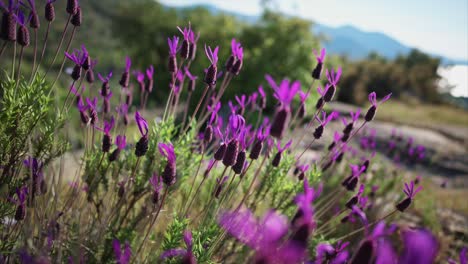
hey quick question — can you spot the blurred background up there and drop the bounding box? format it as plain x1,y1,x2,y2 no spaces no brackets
3,0,467,252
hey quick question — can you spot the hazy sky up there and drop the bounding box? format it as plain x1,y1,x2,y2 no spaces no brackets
160,0,468,61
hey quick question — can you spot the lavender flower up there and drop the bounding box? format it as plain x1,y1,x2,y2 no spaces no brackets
183,67,197,93
342,164,366,192
71,6,81,27
66,0,78,15
296,164,309,181
249,125,269,160
364,92,392,122
45,0,56,22
214,176,229,199
119,57,131,88
311,48,326,80
161,230,196,264
204,44,219,87
188,30,199,60
65,45,89,80
24,156,46,195
272,140,292,167
342,109,360,136
167,36,179,72
0,0,18,41
297,91,309,118
109,135,126,162
396,181,422,212
134,111,149,157
98,117,114,152
113,239,131,264
258,85,266,109
16,11,30,46
230,38,243,75
145,65,154,93
98,71,112,97
266,75,301,138
315,241,349,264
25,0,39,29
399,228,439,264
86,97,98,125
313,111,339,139
345,184,365,209
159,143,177,186
449,247,467,264
222,115,245,167
324,67,342,102
11,186,28,221
149,173,163,204
177,23,192,59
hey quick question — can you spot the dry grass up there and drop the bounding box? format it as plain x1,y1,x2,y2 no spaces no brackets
376,101,468,127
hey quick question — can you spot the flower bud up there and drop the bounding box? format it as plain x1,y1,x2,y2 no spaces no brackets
102,134,112,152
1,12,16,41
45,2,55,22
71,64,81,81
323,85,336,102
204,125,213,144
162,162,176,186
29,11,40,29
298,104,305,119
86,69,95,83
168,55,177,73
89,108,98,125
179,39,190,59
341,133,350,142
345,196,359,209
233,151,246,175
204,64,217,88
249,141,263,160
214,144,226,161
315,97,324,109
272,152,281,167
71,7,81,27
327,142,336,151
225,55,236,72
270,108,290,139
312,62,323,80
343,123,353,135
66,0,78,15
396,197,412,212
108,149,121,162
231,59,243,75
223,139,239,167
364,105,376,122
17,25,30,47
15,204,26,221
152,191,160,205
79,111,89,125
135,136,148,157
350,240,374,264
119,72,129,88
313,125,324,139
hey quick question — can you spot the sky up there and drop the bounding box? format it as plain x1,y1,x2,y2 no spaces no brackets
160,0,468,62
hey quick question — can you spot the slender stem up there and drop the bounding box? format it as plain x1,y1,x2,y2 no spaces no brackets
29,28,38,83
32,21,51,83
181,91,192,128
315,208,347,233
50,26,76,89
134,187,169,261
290,79,315,126
10,40,16,79
60,80,77,113
296,138,316,161
183,85,209,133
45,15,71,78
15,46,24,89
235,155,267,211
0,41,7,62
334,210,397,241
182,146,204,215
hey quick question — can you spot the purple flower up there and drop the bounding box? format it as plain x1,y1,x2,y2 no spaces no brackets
294,179,321,222
168,36,179,56
115,135,126,150
113,239,131,264
231,38,243,60
265,75,301,107
399,229,438,264
98,117,115,136
449,247,467,264
326,67,342,87
313,48,326,64
161,230,196,263
396,181,422,212
316,241,349,264
149,173,163,193
159,143,177,186
204,44,219,65
65,45,88,66
368,92,392,107
10,185,28,206
207,101,221,125
134,111,148,137
0,0,18,12
316,111,339,127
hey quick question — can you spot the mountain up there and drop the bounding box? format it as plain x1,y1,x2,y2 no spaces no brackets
170,3,468,65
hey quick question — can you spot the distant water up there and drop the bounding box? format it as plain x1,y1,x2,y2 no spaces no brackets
438,65,468,98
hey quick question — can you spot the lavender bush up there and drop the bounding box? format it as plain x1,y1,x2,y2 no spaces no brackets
0,1,463,263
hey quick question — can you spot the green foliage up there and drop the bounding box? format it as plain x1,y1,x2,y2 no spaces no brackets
0,74,67,187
